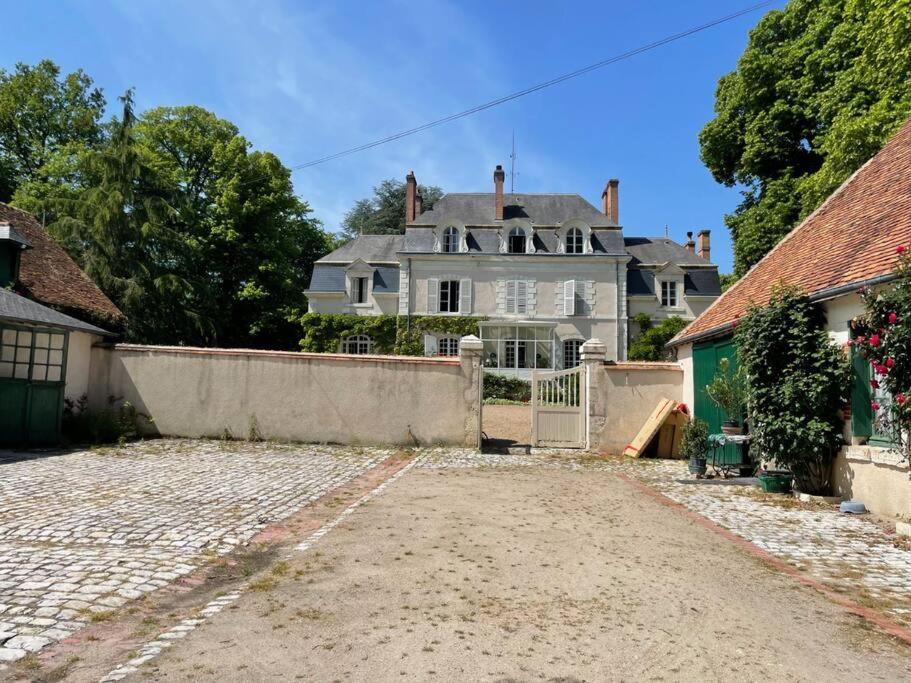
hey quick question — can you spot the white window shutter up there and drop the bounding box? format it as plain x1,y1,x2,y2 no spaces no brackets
423,333,438,356
427,278,439,314
516,280,528,315
506,280,517,314
459,278,471,315
564,279,576,316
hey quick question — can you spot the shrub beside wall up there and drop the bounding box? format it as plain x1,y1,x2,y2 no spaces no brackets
299,313,484,355
483,374,531,403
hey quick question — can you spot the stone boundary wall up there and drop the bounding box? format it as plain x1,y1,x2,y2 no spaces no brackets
833,446,910,517
582,343,684,454
89,339,484,447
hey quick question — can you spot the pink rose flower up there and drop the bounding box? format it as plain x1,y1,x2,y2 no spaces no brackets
886,357,895,368
897,394,906,405
871,401,880,411
870,334,881,347
898,245,906,254
870,379,879,389
889,312,898,324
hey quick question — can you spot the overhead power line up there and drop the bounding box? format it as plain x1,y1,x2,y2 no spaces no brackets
269,1,776,176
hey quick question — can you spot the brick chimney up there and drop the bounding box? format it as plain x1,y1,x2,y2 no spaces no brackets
684,231,695,252
405,171,417,224
601,179,619,224
697,229,711,260
494,165,506,220
414,191,423,218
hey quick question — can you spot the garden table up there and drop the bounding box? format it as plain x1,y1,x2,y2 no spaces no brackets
707,433,754,477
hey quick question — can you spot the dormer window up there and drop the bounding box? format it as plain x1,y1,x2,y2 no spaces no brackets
508,227,526,254
352,276,369,304
566,228,583,254
442,226,459,253
660,281,678,308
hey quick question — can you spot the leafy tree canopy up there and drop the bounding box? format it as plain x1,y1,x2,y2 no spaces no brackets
0,60,105,201
700,0,911,276
340,178,442,239
627,314,688,361
16,95,332,349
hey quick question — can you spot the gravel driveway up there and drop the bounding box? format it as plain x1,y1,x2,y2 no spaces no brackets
115,459,911,682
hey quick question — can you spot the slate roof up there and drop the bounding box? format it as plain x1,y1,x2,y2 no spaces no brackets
317,235,404,263
0,204,123,326
624,237,711,266
402,227,626,255
671,115,911,346
0,288,110,335
626,267,722,297
412,193,619,228
307,264,400,293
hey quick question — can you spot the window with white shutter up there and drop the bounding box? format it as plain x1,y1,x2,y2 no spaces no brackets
563,280,576,316
423,333,438,356
459,278,472,315
427,278,440,314
506,280,516,313
516,280,528,314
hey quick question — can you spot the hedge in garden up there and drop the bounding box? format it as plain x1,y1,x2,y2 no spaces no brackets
852,245,911,464
735,286,851,495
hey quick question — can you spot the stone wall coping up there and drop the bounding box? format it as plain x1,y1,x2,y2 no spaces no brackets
603,362,683,371
100,343,461,367
842,445,909,469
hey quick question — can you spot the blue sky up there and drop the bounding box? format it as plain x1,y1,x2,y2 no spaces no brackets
4,0,786,274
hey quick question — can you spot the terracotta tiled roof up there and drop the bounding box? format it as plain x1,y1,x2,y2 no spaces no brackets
671,116,911,346
0,203,124,326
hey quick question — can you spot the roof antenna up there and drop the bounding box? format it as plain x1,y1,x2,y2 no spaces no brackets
664,224,669,238
509,130,518,194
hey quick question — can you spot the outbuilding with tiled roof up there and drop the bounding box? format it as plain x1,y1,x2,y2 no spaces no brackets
0,203,121,447
669,116,911,517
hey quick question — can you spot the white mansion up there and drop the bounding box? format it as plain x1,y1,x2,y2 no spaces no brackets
305,167,721,374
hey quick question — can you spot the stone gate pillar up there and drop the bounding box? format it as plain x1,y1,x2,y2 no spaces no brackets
459,335,484,448
581,338,607,451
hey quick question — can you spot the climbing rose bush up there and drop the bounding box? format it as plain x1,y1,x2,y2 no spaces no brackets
852,246,911,462
735,287,851,495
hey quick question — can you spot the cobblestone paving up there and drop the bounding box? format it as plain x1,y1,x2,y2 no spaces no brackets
424,450,911,630
0,439,385,664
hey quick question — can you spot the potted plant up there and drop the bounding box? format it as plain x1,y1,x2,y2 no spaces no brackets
705,358,747,435
681,417,710,478
758,468,794,493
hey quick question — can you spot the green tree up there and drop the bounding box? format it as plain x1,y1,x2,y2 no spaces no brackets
340,178,442,239
700,0,911,276
0,60,105,201
17,100,332,349
719,273,738,292
628,314,688,361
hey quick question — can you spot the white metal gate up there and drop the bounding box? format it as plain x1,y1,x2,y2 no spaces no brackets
531,365,586,448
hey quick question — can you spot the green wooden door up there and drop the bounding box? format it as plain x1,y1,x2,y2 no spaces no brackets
0,379,28,443
693,336,741,466
0,325,67,447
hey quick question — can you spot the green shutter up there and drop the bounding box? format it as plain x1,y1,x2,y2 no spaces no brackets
850,346,873,440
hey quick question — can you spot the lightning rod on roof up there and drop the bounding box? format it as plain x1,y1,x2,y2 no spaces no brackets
509,131,518,194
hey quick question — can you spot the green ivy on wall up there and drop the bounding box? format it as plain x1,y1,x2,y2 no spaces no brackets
394,316,485,355
298,314,399,354
298,313,485,355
